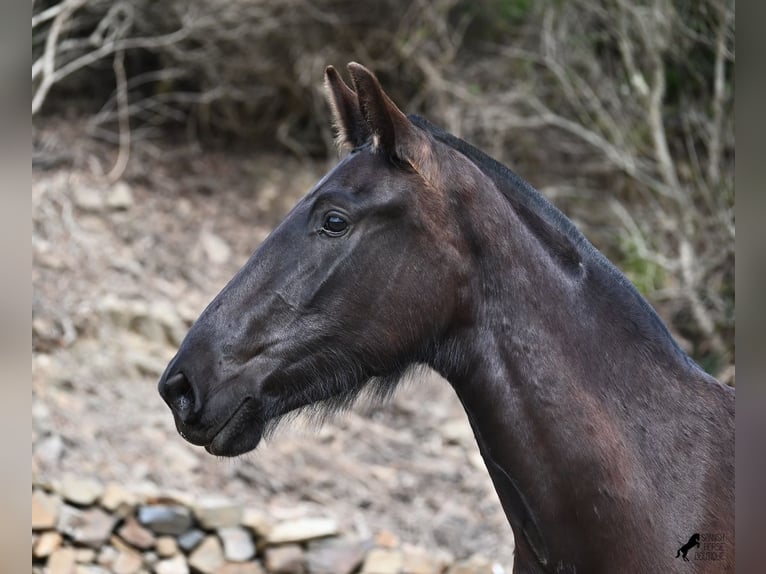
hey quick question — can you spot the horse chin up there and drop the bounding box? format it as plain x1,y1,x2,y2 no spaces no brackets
203,400,265,457
204,431,261,457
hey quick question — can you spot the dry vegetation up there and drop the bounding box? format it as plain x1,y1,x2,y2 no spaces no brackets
32,0,734,374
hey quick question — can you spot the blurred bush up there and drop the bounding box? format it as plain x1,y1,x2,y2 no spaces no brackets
32,0,734,380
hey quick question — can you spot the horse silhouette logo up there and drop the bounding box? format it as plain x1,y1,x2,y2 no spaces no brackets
676,533,700,561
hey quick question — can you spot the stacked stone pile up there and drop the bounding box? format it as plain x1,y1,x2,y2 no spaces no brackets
32,478,503,574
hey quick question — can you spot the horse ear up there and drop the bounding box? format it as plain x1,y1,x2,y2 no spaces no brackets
346,62,423,162
324,66,369,149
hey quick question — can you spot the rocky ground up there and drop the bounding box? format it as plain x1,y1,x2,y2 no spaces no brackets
32,477,500,574
32,121,515,572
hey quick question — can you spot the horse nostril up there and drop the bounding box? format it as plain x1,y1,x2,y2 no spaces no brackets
159,372,198,423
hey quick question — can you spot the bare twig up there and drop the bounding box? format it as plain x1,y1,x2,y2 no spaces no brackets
707,1,732,187
33,0,87,111
106,49,130,182
32,2,66,29
33,13,190,115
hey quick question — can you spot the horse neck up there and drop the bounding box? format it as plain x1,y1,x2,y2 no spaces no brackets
429,181,718,569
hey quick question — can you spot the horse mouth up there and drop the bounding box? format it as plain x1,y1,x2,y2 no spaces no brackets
203,398,263,457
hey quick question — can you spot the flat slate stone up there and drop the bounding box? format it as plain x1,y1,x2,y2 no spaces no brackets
32,489,61,529
75,548,97,563
265,544,305,574
266,517,338,545
33,530,63,558
305,538,372,574
156,536,178,558
177,528,205,552
360,548,403,574
218,526,256,562
47,547,76,574
58,505,117,548
445,555,496,574
100,483,137,515
118,515,156,550
241,508,272,538
217,563,266,574
192,497,242,529
112,550,143,574
96,545,118,568
188,535,225,574
60,476,104,506
154,555,189,574
401,544,447,574
137,505,193,536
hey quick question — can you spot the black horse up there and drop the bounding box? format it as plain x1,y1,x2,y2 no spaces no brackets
676,533,701,561
159,63,734,573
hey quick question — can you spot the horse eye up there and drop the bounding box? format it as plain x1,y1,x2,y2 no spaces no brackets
321,213,349,236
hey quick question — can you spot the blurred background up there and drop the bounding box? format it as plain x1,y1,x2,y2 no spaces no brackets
32,0,734,571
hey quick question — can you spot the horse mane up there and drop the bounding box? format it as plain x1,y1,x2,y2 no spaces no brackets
409,114,690,363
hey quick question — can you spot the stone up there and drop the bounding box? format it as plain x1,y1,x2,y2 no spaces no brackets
112,550,143,574
188,535,225,574
125,350,168,377
360,548,403,574
147,301,188,347
468,451,485,471
200,230,231,265
97,295,186,347
58,505,118,547
241,508,272,538
75,548,97,563
374,530,399,549
137,505,193,535
266,518,338,545
265,544,304,574
177,528,206,552
118,515,156,550
61,476,104,506
216,564,266,574
97,545,118,567
218,526,256,562
48,547,77,574
33,530,62,558
127,481,160,500
34,433,64,465
445,555,496,574
111,534,139,554
36,247,67,270
156,536,179,558
401,544,445,574
106,182,134,210
441,419,473,446
155,555,189,574
33,315,62,348
72,186,104,212
100,482,137,515
305,538,372,574
76,566,111,574
193,497,242,529
154,489,195,508
144,551,159,565
32,399,51,423
32,489,61,529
